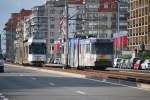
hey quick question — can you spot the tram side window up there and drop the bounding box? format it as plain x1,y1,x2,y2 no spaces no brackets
91,44,96,54
29,45,32,54
86,44,90,53
79,44,81,54
61,45,64,54
26,46,28,57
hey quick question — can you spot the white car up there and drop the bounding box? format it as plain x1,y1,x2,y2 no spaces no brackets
113,58,122,68
0,53,4,72
54,58,61,64
141,59,150,70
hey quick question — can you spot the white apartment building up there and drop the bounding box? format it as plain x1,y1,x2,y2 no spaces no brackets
45,0,64,60
24,5,47,41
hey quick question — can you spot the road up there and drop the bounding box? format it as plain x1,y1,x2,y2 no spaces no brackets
0,64,149,100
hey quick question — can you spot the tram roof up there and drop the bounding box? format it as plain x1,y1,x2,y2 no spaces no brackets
80,38,113,44
28,37,46,44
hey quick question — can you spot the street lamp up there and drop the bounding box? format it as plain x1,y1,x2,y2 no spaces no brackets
113,0,120,57
54,0,69,67
65,0,69,68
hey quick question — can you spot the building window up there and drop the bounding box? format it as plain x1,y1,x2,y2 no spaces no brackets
104,2,108,9
49,10,55,14
50,32,54,36
50,17,55,21
50,24,55,28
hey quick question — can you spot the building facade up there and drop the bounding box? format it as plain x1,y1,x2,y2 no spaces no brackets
29,5,47,39
15,9,31,64
119,0,129,32
128,0,150,51
4,13,20,62
84,0,116,38
45,0,64,61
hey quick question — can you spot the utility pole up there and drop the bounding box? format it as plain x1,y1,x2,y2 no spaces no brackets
117,0,120,57
65,0,69,68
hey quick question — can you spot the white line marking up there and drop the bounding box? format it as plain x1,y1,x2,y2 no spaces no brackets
49,82,55,86
0,96,5,98
0,96,9,100
31,77,36,80
19,74,23,76
102,79,106,82
86,78,150,92
3,98,9,100
76,91,86,95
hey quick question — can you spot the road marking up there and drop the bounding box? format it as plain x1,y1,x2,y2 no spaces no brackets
102,79,106,82
0,96,5,98
76,91,86,95
0,95,9,100
31,77,36,80
86,78,150,92
3,98,9,100
19,74,23,76
49,82,55,86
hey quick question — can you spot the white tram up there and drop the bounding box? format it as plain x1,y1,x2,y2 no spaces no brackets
68,38,113,70
23,37,46,65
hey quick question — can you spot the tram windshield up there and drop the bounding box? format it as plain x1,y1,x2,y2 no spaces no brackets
92,42,113,54
29,43,46,54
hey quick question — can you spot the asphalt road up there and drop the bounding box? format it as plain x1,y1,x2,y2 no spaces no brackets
0,64,149,100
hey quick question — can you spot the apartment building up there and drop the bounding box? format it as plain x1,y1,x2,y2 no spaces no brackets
4,13,20,62
45,0,64,60
24,5,47,40
128,0,150,51
119,0,129,32
15,9,31,64
75,0,128,38
83,0,116,38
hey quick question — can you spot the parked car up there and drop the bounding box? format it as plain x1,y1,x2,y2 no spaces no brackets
141,59,150,70
0,53,4,72
133,60,140,69
54,58,61,64
130,57,140,69
124,59,131,69
133,59,144,70
113,58,122,68
118,59,126,69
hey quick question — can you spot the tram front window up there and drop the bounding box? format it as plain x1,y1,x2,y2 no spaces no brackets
92,43,113,54
29,43,46,54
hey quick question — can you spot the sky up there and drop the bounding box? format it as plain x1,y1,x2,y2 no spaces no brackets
0,0,46,31
0,0,46,53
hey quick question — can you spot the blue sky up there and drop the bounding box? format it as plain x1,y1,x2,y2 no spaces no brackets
0,0,45,53
0,0,45,31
